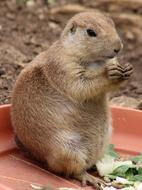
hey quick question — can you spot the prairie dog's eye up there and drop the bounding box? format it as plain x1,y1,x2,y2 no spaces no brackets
86,29,97,37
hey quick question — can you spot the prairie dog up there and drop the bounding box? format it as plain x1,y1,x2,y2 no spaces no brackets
11,11,133,189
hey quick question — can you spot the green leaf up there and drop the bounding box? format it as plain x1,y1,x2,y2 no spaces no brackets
138,168,142,175
132,175,142,181
112,165,133,177
126,168,135,180
131,153,142,164
107,144,119,158
106,174,117,180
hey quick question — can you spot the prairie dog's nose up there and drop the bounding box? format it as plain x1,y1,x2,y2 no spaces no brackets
114,39,123,54
114,48,120,53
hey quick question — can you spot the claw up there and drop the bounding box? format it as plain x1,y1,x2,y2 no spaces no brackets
75,172,106,190
107,65,124,72
123,64,133,72
122,64,133,79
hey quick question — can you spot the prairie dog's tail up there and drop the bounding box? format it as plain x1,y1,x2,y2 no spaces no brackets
15,135,35,158
14,135,47,167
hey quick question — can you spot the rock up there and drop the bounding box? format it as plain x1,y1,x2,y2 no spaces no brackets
0,67,6,76
110,95,140,109
38,13,45,20
26,0,35,8
126,31,135,40
136,88,142,94
0,43,27,68
6,13,15,20
137,101,142,110
50,4,87,15
48,22,58,29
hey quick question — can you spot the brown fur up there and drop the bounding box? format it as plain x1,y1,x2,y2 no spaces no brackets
11,11,132,187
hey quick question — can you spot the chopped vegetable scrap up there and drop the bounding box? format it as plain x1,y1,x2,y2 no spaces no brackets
31,144,142,190
96,144,142,190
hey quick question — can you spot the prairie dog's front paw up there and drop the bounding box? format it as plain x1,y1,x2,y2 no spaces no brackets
122,63,133,80
107,64,124,80
107,63,133,81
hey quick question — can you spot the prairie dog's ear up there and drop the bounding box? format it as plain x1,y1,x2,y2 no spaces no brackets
70,21,77,34
105,13,115,26
61,20,77,38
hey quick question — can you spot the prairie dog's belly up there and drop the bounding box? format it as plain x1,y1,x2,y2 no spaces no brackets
53,97,112,165
81,114,112,165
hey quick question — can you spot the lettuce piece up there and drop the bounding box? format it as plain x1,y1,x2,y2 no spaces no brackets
102,186,117,190
97,154,133,177
138,168,142,175
96,155,115,176
131,154,142,164
106,174,117,180
115,177,134,185
136,183,142,190
132,175,142,182
107,144,119,158
112,164,133,177
121,187,135,190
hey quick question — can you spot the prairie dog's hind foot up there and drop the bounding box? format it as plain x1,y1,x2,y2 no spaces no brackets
75,171,106,190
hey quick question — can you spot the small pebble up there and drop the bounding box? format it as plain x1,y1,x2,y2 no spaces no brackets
26,0,35,8
0,68,6,76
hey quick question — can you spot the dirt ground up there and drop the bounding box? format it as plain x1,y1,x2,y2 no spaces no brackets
0,0,142,108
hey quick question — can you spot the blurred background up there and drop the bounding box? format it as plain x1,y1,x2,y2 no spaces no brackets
0,0,141,109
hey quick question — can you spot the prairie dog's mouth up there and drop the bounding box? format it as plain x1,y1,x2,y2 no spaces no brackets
82,56,116,68
104,54,117,60
86,56,117,70
87,60,106,70
106,56,115,59
94,55,116,62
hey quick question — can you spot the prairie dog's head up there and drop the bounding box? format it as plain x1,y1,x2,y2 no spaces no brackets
61,11,123,62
